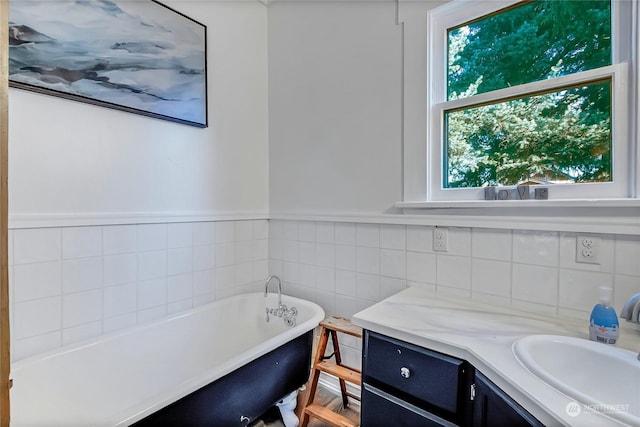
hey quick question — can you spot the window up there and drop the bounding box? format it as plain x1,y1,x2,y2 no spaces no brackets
427,0,634,201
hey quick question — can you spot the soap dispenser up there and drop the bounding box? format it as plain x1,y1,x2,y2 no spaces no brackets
589,286,619,345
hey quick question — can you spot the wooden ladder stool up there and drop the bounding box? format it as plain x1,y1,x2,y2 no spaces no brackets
300,316,363,427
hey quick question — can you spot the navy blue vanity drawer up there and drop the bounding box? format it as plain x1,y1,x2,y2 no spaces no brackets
361,384,457,427
363,331,467,416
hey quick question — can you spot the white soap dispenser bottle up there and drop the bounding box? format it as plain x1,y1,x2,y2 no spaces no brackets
589,285,619,345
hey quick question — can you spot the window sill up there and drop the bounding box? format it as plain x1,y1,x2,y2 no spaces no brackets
395,198,640,235
396,198,640,209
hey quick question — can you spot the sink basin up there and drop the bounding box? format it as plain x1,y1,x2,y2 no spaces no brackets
513,335,640,425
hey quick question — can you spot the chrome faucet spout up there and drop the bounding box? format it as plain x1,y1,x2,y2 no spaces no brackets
621,293,640,323
264,275,282,307
620,293,640,361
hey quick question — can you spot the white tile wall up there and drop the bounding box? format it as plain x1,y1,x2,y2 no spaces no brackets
380,224,406,250
14,228,61,264
14,261,61,302
407,225,432,253
192,222,215,246
335,222,356,245
137,224,167,252
168,223,193,249
512,264,557,306
63,257,102,293
380,249,405,279
63,226,102,259
9,220,269,361
168,247,193,276
269,220,640,370
472,258,511,297
316,222,334,244
472,228,511,261
615,236,640,276
356,224,379,248
356,247,379,275
103,254,137,286
14,297,61,339
138,251,167,281
10,217,640,367
103,225,137,255
513,230,559,267
437,254,472,292
406,251,436,284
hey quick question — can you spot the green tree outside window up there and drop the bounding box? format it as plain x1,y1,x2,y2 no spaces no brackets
445,0,612,188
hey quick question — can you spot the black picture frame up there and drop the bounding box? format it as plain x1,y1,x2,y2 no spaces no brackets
9,0,208,128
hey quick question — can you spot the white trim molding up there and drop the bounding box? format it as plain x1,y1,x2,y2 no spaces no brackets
9,210,269,229
398,0,449,202
269,207,640,235
13,206,639,235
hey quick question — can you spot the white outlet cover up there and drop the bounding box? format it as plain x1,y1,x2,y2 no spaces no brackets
576,235,600,264
433,227,449,252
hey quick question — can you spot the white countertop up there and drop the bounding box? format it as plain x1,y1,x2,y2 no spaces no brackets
352,287,640,427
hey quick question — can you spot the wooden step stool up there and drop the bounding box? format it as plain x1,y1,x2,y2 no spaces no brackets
300,316,363,427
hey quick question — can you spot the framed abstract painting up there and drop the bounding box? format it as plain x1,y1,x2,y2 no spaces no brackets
9,0,208,128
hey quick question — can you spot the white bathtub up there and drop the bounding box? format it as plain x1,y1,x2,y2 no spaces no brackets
10,292,324,426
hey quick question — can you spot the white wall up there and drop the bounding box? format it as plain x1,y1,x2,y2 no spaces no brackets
268,0,403,215
9,1,269,221
7,1,271,361
267,1,639,233
265,0,640,369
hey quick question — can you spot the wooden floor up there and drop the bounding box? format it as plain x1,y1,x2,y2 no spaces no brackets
251,383,360,427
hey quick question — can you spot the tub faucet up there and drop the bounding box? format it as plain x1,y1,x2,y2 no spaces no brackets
264,275,282,307
620,293,640,360
264,275,297,326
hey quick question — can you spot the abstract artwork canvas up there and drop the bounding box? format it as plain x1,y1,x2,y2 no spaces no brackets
9,0,207,127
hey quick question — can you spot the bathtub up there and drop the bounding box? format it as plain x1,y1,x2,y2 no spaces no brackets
10,292,325,426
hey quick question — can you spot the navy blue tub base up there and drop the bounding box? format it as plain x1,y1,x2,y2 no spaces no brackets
133,330,313,427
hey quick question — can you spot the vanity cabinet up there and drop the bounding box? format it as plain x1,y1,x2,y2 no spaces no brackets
472,371,543,427
362,331,472,426
361,384,458,427
361,330,543,427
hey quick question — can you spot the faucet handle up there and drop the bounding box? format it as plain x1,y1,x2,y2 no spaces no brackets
283,306,297,327
277,304,288,317
621,293,640,323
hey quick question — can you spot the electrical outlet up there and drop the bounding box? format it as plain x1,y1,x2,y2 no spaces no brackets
433,227,449,252
576,235,600,264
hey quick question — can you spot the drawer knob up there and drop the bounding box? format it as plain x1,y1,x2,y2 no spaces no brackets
400,367,411,378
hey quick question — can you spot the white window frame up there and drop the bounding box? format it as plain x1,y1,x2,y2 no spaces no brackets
398,0,639,205
430,0,632,201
